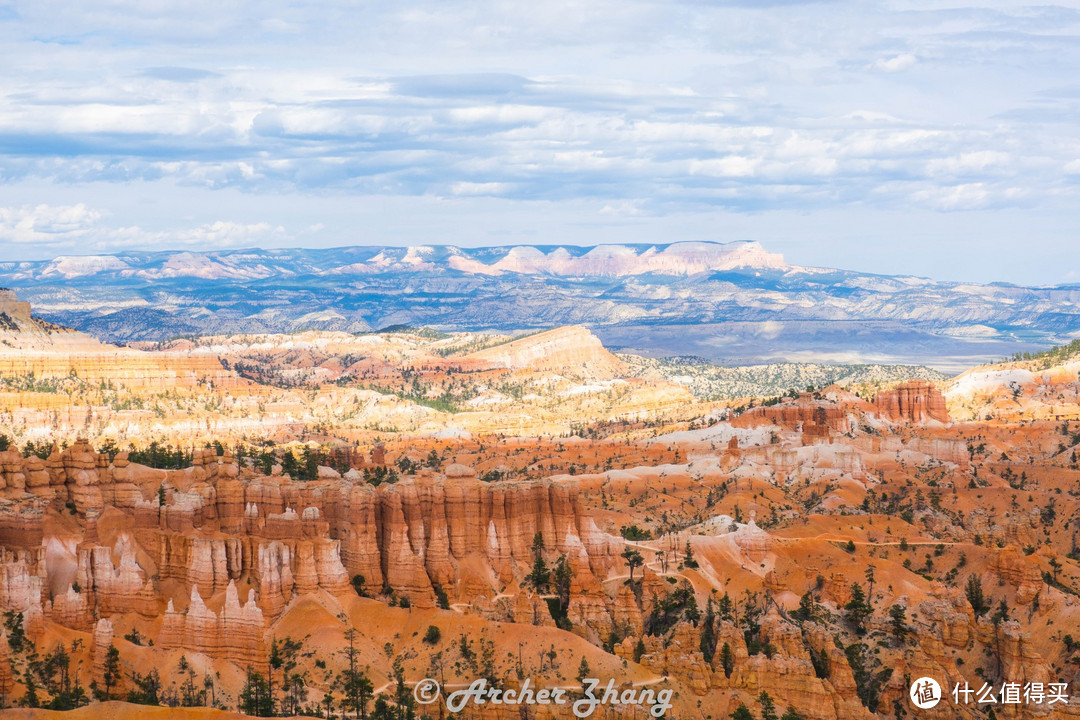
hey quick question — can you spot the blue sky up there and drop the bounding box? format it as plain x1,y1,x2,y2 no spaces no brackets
1,0,1080,284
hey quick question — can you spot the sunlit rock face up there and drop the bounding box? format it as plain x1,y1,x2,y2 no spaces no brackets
873,380,950,423
0,290,1078,719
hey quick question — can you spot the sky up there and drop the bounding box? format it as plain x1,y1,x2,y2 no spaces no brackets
2,0,1080,285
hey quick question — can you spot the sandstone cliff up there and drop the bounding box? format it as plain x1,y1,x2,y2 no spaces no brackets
874,380,950,424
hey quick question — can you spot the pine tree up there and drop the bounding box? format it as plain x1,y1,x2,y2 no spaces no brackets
700,598,718,660
844,583,871,633
888,604,908,642
528,555,551,590
392,662,415,720
339,629,374,720
730,704,753,720
239,668,273,716
759,691,778,720
683,541,699,569
622,547,644,581
717,592,734,620
991,598,1010,626
553,555,573,611
22,670,39,708
720,642,734,678
795,591,816,622
965,575,989,616
103,644,121,700
577,657,591,684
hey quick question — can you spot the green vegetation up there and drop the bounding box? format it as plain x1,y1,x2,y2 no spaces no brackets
622,547,644,581
527,532,552,589
619,524,652,540
1006,338,1080,368
644,582,700,636
843,641,892,713
682,541,699,569
844,582,872,633
127,441,192,470
965,575,989,616
617,354,947,400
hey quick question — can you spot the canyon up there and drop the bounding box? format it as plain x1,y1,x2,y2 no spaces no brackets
0,292,1077,718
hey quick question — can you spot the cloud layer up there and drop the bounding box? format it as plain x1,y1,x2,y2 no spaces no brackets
1,1,1079,282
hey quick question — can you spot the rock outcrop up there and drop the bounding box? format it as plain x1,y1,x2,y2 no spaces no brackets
159,581,265,665
732,393,857,433
90,617,116,692
464,326,627,378
0,443,626,670
874,380,950,423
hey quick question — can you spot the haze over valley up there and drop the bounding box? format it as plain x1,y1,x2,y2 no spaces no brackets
3,240,1075,372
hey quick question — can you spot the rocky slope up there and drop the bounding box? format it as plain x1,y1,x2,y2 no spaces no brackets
0,377,1077,717
2,297,1080,717
0,296,704,447
620,354,948,400
0,288,112,352
946,344,1080,423
464,325,628,377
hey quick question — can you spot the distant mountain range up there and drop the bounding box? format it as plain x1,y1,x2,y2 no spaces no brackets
2,240,1077,372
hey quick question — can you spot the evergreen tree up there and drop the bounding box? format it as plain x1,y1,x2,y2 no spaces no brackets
888,604,908,642
392,662,415,720
844,642,892,713
127,669,161,706
577,657,591,684
281,451,299,479
730,704,753,720
238,668,273,716
700,598,718,661
965,575,989,616
528,533,550,589
991,598,1010,626
339,629,374,719
844,583,871,633
103,644,121,700
759,691,778,720
371,696,393,720
22,671,39,708
622,547,644,581
795,591,816,622
717,592,734,621
683,541,699,569
720,642,734,678
3,611,25,652
553,555,573,610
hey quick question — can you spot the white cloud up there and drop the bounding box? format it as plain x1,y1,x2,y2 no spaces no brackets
926,151,1012,178
0,204,102,244
0,203,285,250
0,0,1077,277
688,156,759,178
872,53,918,73
449,182,515,196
